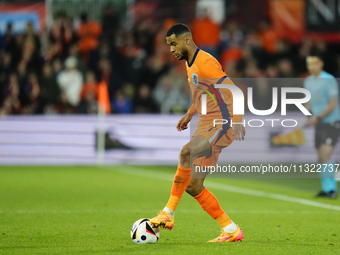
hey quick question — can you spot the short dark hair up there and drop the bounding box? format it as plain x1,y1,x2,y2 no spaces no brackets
307,50,323,61
166,23,191,37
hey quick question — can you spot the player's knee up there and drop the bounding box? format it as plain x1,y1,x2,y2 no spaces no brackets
185,182,204,196
180,147,201,166
180,147,190,160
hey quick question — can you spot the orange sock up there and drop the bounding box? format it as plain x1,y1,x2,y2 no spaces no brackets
194,187,232,228
165,165,191,211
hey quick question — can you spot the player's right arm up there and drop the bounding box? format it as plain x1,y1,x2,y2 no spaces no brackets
188,103,197,116
317,78,339,120
303,80,315,127
176,111,193,132
303,80,312,112
307,97,338,127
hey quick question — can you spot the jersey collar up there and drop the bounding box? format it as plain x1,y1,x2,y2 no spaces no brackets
188,48,200,67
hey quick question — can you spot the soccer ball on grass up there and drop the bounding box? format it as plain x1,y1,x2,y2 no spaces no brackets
131,218,160,244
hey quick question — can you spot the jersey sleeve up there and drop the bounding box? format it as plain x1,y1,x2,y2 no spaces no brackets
328,78,339,99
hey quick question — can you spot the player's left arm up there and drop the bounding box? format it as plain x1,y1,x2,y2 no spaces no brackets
228,88,245,141
201,59,245,141
306,78,339,126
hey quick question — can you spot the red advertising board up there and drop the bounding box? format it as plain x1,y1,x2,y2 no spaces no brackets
0,3,46,34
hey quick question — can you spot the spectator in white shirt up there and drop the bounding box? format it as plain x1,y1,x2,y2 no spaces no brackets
57,57,83,106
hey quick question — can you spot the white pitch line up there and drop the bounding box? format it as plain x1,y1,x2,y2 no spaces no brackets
110,166,340,212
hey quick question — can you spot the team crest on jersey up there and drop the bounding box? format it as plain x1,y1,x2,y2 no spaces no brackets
192,73,198,86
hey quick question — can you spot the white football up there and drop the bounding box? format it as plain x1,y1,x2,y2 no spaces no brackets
130,218,160,244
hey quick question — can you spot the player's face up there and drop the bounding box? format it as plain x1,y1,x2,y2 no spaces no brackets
306,56,323,76
166,34,189,61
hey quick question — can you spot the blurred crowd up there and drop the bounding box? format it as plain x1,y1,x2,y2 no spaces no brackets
0,5,339,115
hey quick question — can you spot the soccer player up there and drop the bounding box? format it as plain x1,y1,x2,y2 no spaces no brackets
304,52,340,199
150,24,246,242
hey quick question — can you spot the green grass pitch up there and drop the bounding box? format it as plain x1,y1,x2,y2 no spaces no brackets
0,165,339,255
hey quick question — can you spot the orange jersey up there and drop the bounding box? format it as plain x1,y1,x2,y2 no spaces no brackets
186,48,242,123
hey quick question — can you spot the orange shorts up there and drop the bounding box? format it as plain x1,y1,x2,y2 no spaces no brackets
192,123,234,167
